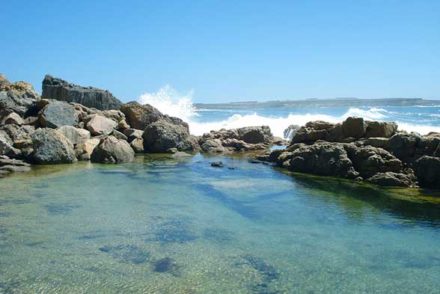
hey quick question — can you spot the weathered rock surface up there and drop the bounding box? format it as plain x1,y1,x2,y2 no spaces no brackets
42,75,122,110
76,138,100,161
86,115,117,136
414,156,440,188
38,100,78,128
57,126,90,146
30,128,77,164
0,75,40,115
143,119,197,153
199,126,273,153
365,121,398,138
0,155,31,177
120,102,163,130
91,136,134,163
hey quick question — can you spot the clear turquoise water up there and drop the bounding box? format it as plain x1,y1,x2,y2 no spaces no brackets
0,154,439,293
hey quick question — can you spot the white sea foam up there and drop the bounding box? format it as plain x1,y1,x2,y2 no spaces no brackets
137,86,440,137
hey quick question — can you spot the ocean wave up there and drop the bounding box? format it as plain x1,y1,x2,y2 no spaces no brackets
138,87,439,137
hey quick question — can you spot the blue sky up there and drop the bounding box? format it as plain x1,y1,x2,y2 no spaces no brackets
1,0,439,102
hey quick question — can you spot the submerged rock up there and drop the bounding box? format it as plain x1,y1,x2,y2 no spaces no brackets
42,75,122,110
30,128,77,164
153,257,181,275
91,136,134,163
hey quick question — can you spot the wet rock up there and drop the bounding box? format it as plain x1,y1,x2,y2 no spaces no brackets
143,119,197,153
91,136,134,163
0,155,31,176
365,121,398,138
42,75,122,110
388,132,421,162
57,126,90,146
153,257,181,275
38,100,79,128
30,128,77,164
367,172,414,187
414,156,440,188
342,117,366,139
345,144,404,178
288,142,358,178
200,139,226,153
210,161,224,168
86,114,117,136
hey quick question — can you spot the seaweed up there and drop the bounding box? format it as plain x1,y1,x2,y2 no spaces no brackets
152,257,181,276
237,254,280,294
150,219,197,244
99,244,150,264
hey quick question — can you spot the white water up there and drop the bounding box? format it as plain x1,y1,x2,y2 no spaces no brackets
138,86,440,138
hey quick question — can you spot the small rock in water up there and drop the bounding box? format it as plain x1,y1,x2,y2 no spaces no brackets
153,257,181,276
99,244,150,264
210,161,224,168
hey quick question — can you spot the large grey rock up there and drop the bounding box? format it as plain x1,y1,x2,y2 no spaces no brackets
143,119,196,153
388,132,421,162
38,100,78,128
0,75,40,115
120,102,163,130
367,172,414,187
86,114,117,136
0,130,20,158
57,126,90,146
365,121,398,138
414,156,440,188
42,75,122,110
342,117,366,139
91,136,134,163
237,126,273,144
30,128,77,164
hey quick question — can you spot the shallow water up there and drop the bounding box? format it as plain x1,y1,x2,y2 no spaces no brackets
0,154,439,293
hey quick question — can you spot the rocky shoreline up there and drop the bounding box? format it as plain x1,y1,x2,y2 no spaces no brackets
1,74,439,190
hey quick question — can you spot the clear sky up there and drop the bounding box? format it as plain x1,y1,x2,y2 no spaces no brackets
1,0,439,103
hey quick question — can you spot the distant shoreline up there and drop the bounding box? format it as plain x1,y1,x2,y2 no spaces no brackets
195,98,440,109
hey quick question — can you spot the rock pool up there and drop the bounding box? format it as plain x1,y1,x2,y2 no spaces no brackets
0,154,439,293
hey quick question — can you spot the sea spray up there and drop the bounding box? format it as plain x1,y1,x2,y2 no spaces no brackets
137,87,440,137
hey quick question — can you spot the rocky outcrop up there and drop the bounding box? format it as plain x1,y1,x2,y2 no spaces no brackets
42,75,122,110
91,136,134,163
291,117,398,144
30,128,77,164
143,119,197,153
268,141,415,187
199,126,273,153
